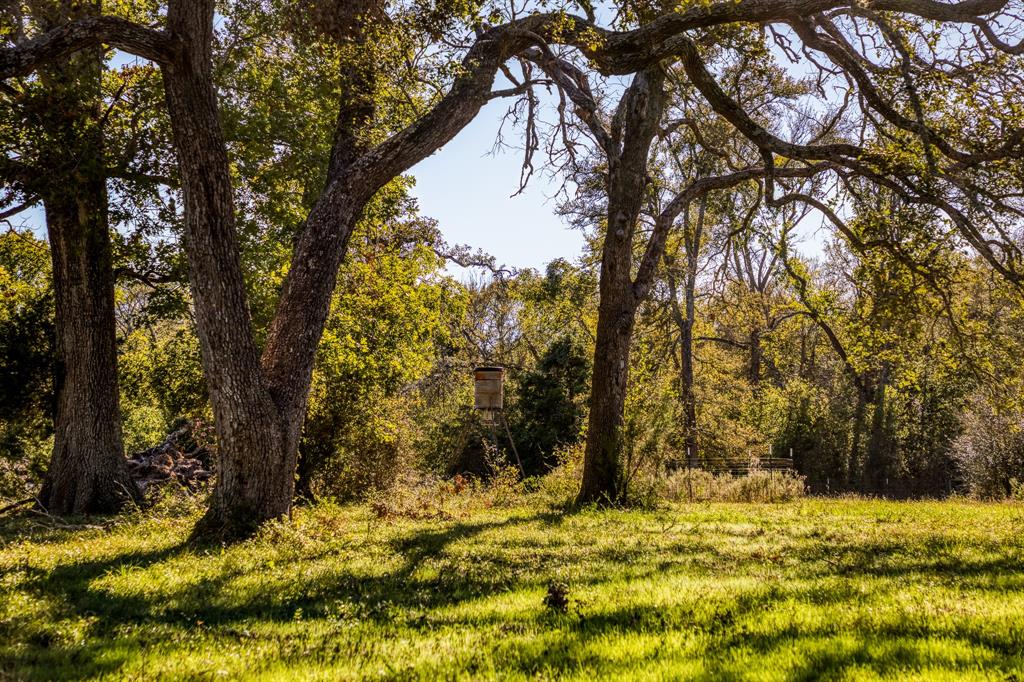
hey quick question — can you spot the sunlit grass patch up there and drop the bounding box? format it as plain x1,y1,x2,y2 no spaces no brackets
1,497,1022,680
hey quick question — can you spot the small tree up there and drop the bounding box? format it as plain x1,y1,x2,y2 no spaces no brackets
511,335,591,475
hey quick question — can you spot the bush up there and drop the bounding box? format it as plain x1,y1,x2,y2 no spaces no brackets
1011,479,1024,502
0,231,54,501
121,404,167,455
363,460,528,522
508,335,590,475
536,443,585,506
533,444,806,506
365,472,456,521
0,429,49,502
301,394,418,501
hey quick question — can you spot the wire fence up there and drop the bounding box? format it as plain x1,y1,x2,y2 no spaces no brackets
684,457,796,475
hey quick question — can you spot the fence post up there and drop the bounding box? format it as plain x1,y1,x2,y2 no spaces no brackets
687,444,694,502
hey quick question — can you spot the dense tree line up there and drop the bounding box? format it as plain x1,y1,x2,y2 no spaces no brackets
1,0,1023,538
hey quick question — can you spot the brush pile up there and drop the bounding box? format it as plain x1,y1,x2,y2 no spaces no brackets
128,421,214,493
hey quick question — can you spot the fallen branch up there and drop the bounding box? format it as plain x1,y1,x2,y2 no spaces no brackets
24,507,106,530
0,497,34,516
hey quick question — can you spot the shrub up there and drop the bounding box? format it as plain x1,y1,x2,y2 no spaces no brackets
508,335,590,475
363,459,528,522
301,396,419,501
537,443,585,506
0,231,54,501
1011,479,1024,502
0,429,49,502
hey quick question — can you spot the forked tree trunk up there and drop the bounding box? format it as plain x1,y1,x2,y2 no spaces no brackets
162,0,501,539
36,21,139,514
161,1,298,541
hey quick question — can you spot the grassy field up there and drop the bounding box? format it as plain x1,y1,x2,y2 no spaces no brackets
1,495,1023,680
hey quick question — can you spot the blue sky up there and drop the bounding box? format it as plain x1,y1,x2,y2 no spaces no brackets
409,97,584,274
407,94,831,272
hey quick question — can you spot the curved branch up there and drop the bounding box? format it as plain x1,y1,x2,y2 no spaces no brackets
675,36,862,164
968,17,1024,54
3,0,1012,82
523,47,613,153
0,16,176,80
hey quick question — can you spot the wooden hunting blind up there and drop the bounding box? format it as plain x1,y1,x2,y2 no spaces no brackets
472,366,524,474
473,366,504,412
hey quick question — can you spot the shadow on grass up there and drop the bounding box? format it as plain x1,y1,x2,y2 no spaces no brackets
2,506,1023,680
1,542,188,679
2,510,571,679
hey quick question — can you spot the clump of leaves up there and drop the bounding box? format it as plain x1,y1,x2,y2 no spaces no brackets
543,580,570,613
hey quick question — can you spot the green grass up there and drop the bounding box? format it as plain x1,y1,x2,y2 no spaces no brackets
1,496,1023,680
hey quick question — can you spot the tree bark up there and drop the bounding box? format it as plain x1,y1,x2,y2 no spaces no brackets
161,0,295,541
577,66,665,505
36,5,139,515
39,185,139,514
578,277,639,504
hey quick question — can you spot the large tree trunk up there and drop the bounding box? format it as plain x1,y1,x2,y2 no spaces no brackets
157,0,535,539
577,67,665,505
39,185,139,513
161,0,297,541
578,281,638,504
36,8,139,515
161,0,477,539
